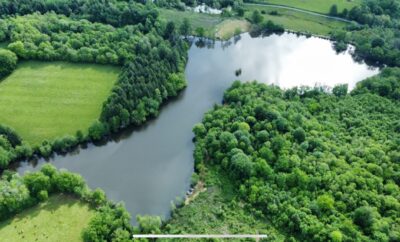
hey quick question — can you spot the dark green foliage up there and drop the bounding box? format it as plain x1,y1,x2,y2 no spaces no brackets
292,127,306,143
88,121,108,141
179,18,192,37
237,7,245,17
0,164,87,220
195,27,206,37
251,10,264,24
191,80,400,241
332,0,400,67
0,49,17,79
352,67,400,100
332,84,348,97
0,0,158,28
3,13,146,65
136,215,162,234
0,124,21,147
261,20,285,34
353,206,377,234
100,41,188,130
329,4,338,16
82,204,132,242
0,125,31,168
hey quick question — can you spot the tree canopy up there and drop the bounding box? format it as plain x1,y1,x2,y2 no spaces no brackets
190,79,400,241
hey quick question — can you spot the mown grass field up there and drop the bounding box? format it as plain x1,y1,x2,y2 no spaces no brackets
0,194,94,242
250,0,361,14
244,4,348,35
0,61,119,145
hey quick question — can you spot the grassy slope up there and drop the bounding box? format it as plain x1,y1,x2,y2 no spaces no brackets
251,0,361,14
0,194,94,242
244,4,348,35
159,8,223,38
159,6,347,39
0,61,119,145
164,168,285,241
215,19,251,39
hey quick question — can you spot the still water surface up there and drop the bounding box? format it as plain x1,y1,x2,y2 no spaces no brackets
15,33,378,223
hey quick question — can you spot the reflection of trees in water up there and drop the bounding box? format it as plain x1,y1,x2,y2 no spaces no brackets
221,40,232,49
188,34,244,49
194,39,215,49
234,35,241,44
249,28,285,39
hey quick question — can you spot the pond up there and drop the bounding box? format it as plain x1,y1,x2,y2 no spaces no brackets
14,33,379,223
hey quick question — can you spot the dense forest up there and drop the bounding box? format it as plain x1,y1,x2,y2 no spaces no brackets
0,0,158,27
183,73,400,240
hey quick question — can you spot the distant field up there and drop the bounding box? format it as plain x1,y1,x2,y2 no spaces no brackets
250,0,361,14
0,61,119,145
159,8,223,38
0,194,94,242
160,6,347,39
245,4,348,35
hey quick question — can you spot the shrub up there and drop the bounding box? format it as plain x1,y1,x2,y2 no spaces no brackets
0,49,17,79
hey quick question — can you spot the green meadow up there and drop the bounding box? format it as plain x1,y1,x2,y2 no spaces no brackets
0,61,119,145
159,8,223,38
252,0,361,14
0,194,94,242
244,4,348,36
160,5,348,40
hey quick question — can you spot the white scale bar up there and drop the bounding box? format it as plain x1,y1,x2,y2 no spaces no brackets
132,234,268,238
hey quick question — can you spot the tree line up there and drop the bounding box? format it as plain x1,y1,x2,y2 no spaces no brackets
331,0,400,67
0,0,158,28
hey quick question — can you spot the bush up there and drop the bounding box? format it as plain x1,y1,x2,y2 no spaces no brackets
136,215,162,234
353,206,377,234
332,84,348,97
88,121,108,141
0,49,17,79
293,128,306,143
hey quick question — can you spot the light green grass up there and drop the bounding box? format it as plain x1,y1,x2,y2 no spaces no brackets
245,4,348,35
0,194,95,242
159,6,347,38
215,19,251,39
159,8,223,38
251,0,361,14
0,61,119,145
